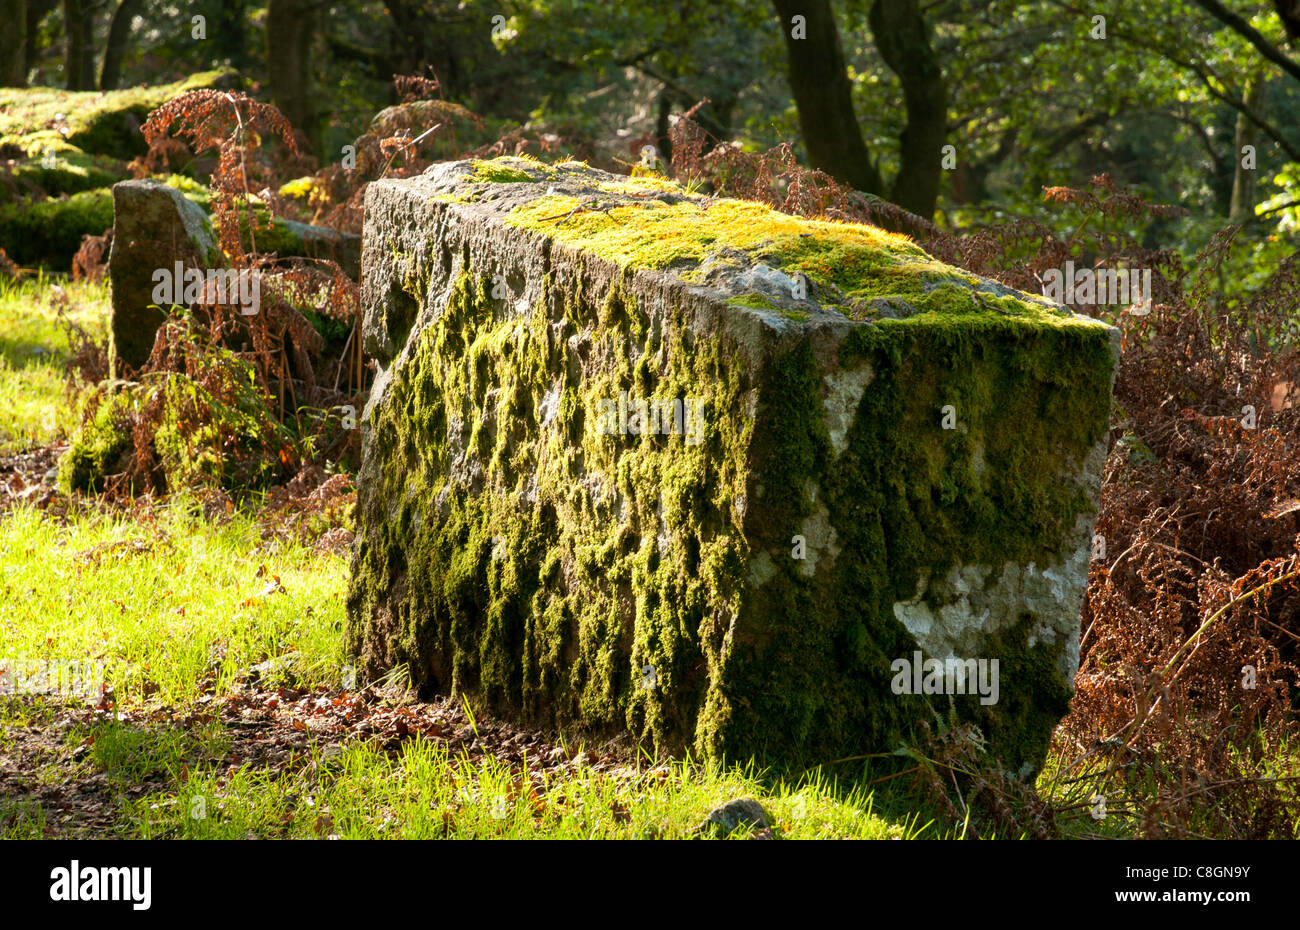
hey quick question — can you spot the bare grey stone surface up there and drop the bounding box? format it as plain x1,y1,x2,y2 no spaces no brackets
108,179,220,371
696,798,773,837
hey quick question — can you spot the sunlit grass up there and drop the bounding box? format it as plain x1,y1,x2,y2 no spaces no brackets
0,275,1109,840
0,498,930,839
128,741,928,840
0,499,349,707
0,274,108,454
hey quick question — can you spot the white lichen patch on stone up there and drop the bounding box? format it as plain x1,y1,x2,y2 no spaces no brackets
798,482,840,578
537,381,562,429
892,441,1107,684
820,363,873,456
892,548,1092,681
748,551,777,588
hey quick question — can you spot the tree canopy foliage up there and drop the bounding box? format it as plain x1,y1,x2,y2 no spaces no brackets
4,2,1296,255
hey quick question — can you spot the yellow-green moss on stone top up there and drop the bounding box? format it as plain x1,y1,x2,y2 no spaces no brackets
506,193,915,268
468,155,551,184
595,174,681,197
500,183,1075,324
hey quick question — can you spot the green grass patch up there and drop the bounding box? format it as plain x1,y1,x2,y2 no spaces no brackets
0,500,349,706
80,717,230,787
0,488,940,839
0,275,108,455
128,740,929,840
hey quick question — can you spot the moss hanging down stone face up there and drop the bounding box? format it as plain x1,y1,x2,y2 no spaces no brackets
347,156,1119,775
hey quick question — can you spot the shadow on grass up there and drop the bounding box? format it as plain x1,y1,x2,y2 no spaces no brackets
0,334,65,368
2,693,969,840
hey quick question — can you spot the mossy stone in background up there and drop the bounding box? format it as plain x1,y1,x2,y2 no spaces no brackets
107,179,221,373
0,71,236,270
0,188,115,268
0,70,240,161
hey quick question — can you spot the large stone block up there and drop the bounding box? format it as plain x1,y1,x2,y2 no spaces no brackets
108,179,363,373
346,156,1119,774
108,178,221,372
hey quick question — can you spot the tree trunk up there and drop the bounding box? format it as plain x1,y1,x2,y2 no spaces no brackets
1229,73,1266,225
99,0,141,90
771,0,884,195
61,0,97,90
655,89,673,167
869,0,948,220
26,0,59,77
0,0,26,85
215,0,249,73
267,0,319,154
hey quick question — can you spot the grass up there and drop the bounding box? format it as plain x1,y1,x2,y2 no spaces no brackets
0,500,349,707
130,748,929,840
0,274,107,455
0,277,1178,840
1034,745,1140,840
0,496,937,839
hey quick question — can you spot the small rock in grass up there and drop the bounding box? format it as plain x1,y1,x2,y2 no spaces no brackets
696,798,772,838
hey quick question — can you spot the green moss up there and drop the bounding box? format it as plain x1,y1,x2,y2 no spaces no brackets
59,390,134,494
468,156,549,184
433,156,551,203
349,243,1113,772
686,312,1114,773
0,173,211,269
62,335,291,495
725,292,809,322
153,365,287,492
0,70,238,160
348,165,1117,773
5,146,126,199
502,186,1079,326
348,262,753,755
724,293,778,311
836,317,1109,769
211,199,312,257
158,174,212,210
278,176,319,201
596,175,680,196
2,129,73,159
0,188,114,268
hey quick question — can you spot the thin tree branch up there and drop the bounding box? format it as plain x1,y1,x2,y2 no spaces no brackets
1192,0,1300,84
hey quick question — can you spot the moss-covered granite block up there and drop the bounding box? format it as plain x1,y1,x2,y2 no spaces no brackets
346,156,1119,774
